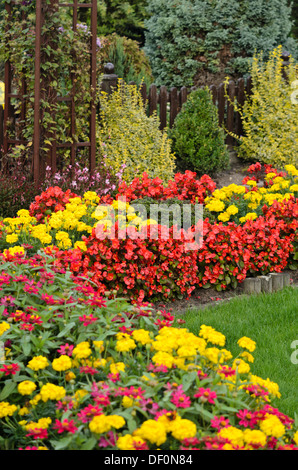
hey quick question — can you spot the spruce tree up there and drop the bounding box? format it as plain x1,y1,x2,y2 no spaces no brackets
144,0,298,87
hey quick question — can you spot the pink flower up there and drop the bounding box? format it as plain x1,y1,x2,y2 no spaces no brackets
194,387,217,404
79,314,98,326
26,428,48,440
171,389,191,408
57,343,74,356
77,404,103,423
0,363,20,376
210,415,230,431
53,419,78,434
79,366,99,375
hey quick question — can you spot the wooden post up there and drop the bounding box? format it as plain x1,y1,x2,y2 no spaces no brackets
281,51,290,83
226,80,235,145
235,78,245,137
89,0,97,174
100,63,118,96
33,0,42,186
159,85,167,130
169,87,178,128
149,84,158,116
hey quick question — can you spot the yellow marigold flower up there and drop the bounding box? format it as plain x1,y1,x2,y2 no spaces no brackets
25,417,52,431
176,345,197,358
0,321,10,336
40,383,66,402
17,380,37,396
246,180,257,187
199,325,226,347
266,172,278,180
110,362,125,374
226,204,239,215
237,336,256,352
132,329,152,345
89,414,125,434
290,184,298,192
152,351,175,368
29,394,41,407
233,358,250,374
240,351,254,363
133,419,167,446
72,341,92,359
19,406,30,416
239,212,258,223
171,419,197,441
93,340,104,352
65,371,76,382
6,233,18,244
83,191,100,203
117,434,147,450
115,337,136,352
259,414,285,438
52,355,72,372
250,375,281,398
111,200,129,212
204,347,224,364
205,199,225,212
243,429,267,448
27,355,49,371
106,415,126,429
218,212,230,222
122,396,134,408
293,430,298,446
74,241,87,252
218,426,244,448
0,401,17,418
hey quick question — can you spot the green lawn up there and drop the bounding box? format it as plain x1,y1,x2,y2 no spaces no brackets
174,286,298,419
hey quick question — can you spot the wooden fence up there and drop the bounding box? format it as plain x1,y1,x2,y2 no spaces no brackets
0,65,252,167
100,62,252,146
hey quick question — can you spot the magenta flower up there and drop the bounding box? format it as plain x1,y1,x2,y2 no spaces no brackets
0,363,20,376
79,314,98,326
210,415,230,431
171,389,191,408
194,387,217,404
53,419,78,434
57,343,74,356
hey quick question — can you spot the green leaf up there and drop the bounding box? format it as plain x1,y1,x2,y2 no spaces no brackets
50,435,74,450
57,322,76,338
0,381,16,400
21,335,32,356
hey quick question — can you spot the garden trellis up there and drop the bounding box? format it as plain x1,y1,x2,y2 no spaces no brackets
2,0,97,185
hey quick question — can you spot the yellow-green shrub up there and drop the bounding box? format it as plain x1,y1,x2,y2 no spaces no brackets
227,46,298,167
96,79,176,183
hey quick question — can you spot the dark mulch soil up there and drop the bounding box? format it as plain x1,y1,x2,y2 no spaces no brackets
153,269,298,315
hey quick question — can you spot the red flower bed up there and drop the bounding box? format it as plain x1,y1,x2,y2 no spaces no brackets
197,220,251,290
50,224,199,303
117,171,216,204
29,186,78,222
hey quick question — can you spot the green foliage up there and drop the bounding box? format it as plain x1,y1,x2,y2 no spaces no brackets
0,4,95,165
78,0,150,45
144,0,298,88
98,33,153,87
97,79,176,183
169,88,230,175
290,0,298,39
226,46,298,166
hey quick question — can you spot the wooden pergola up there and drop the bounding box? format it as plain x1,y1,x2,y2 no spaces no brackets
3,0,97,185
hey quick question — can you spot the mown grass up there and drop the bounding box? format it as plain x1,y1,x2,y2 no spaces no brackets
174,286,298,418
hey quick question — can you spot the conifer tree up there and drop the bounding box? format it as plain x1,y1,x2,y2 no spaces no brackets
144,0,297,87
